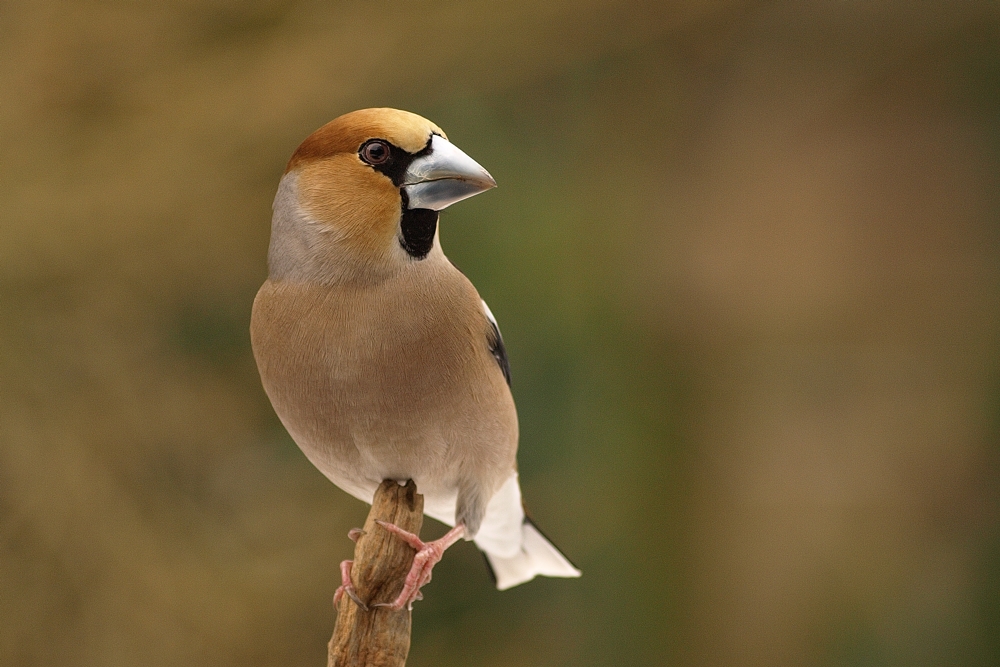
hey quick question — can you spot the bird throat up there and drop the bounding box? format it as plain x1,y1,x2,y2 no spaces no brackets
399,207,438,260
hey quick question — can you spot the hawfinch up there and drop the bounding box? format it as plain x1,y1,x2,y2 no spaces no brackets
251,108,580,610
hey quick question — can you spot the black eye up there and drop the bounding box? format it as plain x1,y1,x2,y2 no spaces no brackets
360,140,391,165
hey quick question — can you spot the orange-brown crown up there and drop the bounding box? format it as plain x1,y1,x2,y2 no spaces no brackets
286,108,446,173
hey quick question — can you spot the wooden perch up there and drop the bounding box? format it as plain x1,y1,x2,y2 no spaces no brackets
328,479,424,667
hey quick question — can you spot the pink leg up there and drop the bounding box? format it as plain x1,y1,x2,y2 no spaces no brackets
373,521,466,611
333,559,368,611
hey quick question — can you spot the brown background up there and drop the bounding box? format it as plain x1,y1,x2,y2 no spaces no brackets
2,2,999,665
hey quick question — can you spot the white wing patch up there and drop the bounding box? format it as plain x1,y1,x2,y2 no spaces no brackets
481,299,500,332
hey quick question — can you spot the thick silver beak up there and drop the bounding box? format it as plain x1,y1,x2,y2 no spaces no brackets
403,135,496,211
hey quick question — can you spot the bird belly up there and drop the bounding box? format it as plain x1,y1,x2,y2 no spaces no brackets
251,279,518,523
271,363,477,507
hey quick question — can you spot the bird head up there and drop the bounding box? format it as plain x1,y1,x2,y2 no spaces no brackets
269,108,496,284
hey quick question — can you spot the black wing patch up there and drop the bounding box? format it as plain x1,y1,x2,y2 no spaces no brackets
482,300,511,386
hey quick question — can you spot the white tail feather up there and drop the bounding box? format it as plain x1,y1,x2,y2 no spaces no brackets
484,521,582,591
427,473,581,591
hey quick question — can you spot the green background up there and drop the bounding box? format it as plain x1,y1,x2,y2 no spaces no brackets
3,2,1000,665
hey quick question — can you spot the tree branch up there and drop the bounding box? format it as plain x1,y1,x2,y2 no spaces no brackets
328,479,424,667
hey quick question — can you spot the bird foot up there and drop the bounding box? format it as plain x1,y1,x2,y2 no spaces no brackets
347,527,366,542
372,521,466,610
333,559,368,611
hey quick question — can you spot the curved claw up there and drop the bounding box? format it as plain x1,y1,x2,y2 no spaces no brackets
333,560,369,612
371,589,422,612
344,587,368,611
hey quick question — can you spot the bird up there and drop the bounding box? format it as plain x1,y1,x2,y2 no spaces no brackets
250,108,580,611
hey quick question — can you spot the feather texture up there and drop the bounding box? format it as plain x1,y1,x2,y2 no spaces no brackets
251,108,580,596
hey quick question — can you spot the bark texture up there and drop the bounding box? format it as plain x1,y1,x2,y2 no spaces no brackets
328,480,424,667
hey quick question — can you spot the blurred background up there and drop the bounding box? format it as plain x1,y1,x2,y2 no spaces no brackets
2,1,1000,665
